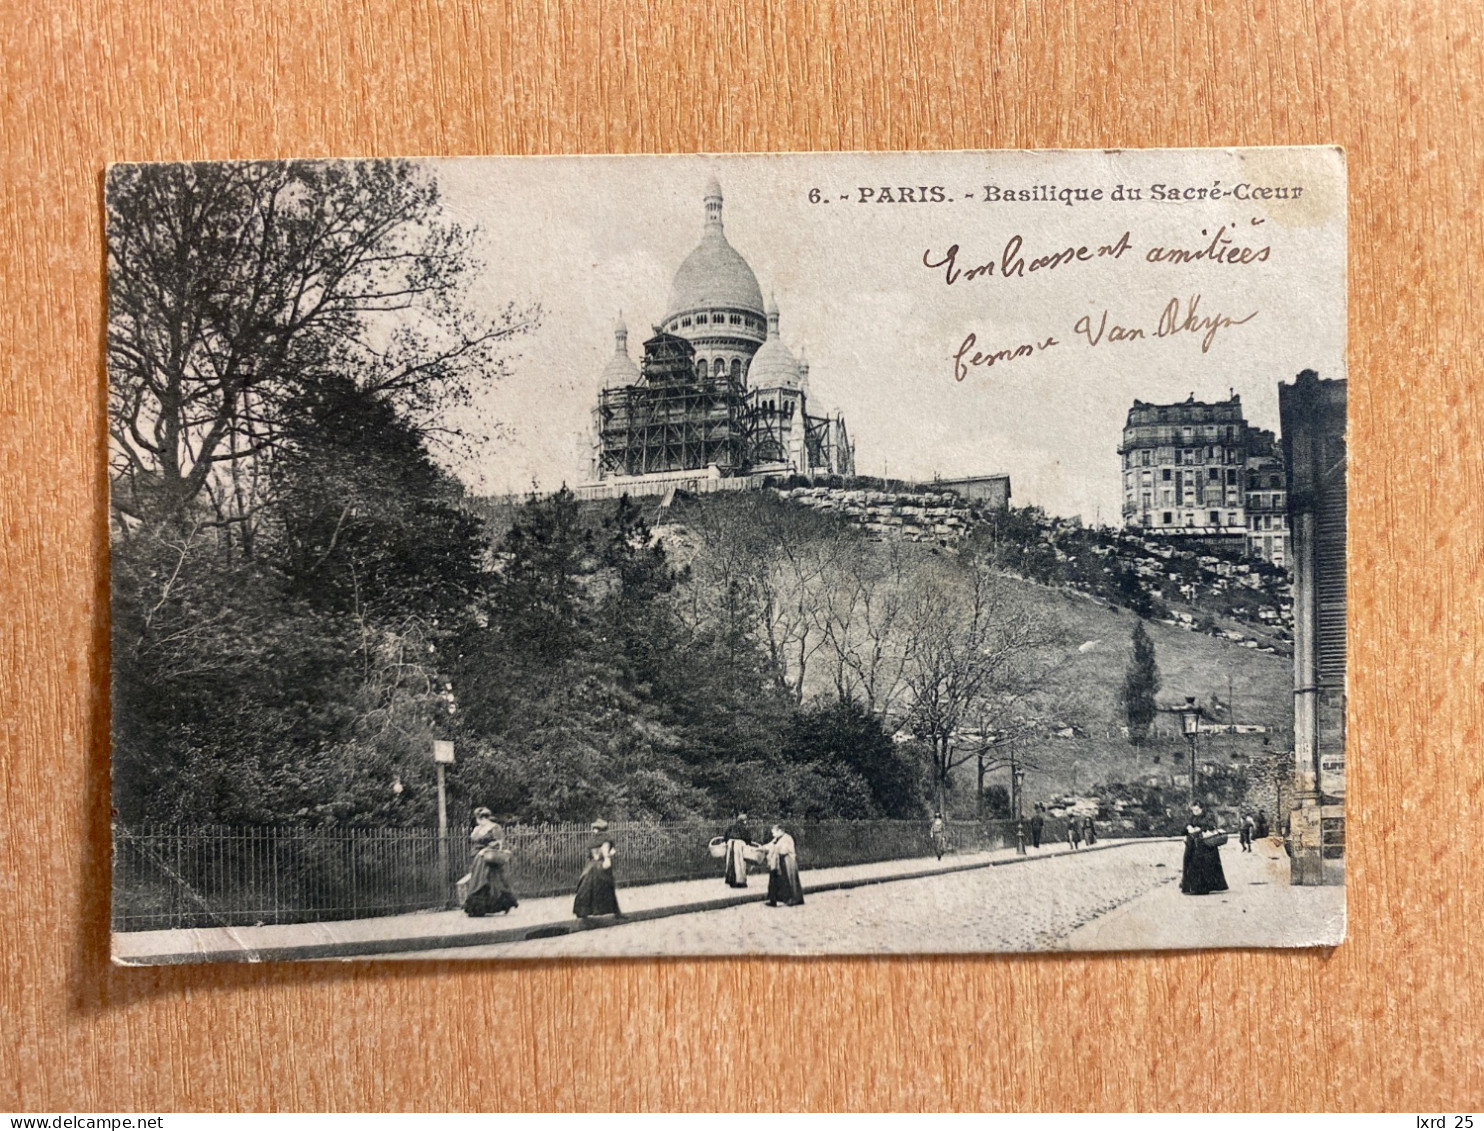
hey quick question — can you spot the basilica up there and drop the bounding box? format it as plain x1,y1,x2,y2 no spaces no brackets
588,179,854,490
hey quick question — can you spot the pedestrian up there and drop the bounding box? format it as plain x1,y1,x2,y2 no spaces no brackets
1240,812,1256,852
574,818,622,919
764,824,805,907
1029,808,1045,849
1180,802,1230,895
723,811,753,888
1254,810,1270,839
1067,817,1082,851
1082,814,1097,846
929,812,948,860
463,807,519,917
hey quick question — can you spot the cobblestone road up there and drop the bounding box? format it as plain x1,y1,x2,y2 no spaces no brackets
416,839,1185,958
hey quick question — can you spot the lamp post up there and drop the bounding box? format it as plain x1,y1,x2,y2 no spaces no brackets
1177,696,1202,806
432,739,455,902
1012,758,1026,856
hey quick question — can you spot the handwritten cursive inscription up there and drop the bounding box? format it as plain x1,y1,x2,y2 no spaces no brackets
924,231,1133,286
1157,295,1258,352
1075,295,1257,354
953,332,1060,381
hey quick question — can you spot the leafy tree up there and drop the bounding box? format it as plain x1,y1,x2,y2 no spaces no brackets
1120,620,1161,746
981,784,1012,819
782,698,925,818
107,159,536,826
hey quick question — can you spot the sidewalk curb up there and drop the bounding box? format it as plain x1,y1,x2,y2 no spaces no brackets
114,837,1177,965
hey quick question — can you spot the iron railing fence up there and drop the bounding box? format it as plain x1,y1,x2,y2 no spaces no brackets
111,816,1082,932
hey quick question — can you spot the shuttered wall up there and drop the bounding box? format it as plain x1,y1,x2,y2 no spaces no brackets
1316,457,1348,687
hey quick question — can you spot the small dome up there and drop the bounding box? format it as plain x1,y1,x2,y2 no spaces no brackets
601,312,640,388
748,295,801,390
664,181,765,320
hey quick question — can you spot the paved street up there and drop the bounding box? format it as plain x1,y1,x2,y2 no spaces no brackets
410,838,1184,958
113,835,1344,964
115,842,1058,963
412,837,1342,958
1062,837,1345,950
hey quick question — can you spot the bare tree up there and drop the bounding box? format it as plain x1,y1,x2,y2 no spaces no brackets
817,536,913,716
899,554,1065,808
106,160,539,544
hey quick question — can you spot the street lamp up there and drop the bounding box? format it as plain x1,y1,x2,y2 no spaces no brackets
1176,696,1202,806
1012,759,1026,856
432,739,455,903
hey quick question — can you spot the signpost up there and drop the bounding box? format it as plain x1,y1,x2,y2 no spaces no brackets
432,740,455,901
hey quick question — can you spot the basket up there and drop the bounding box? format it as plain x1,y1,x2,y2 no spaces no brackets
707,836,728,860
1201,830,1229,848
741,844,767,864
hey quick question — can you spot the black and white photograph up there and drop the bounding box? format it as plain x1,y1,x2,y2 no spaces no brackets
106,147,1347,963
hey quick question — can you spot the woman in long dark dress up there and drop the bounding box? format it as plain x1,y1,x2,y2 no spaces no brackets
764,824,805,907
573,819,622,918
1180,802,1230,895
723,812,753,888
463,808,519,917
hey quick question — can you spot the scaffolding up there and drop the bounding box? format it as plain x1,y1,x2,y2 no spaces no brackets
595,330,856,482
596,332,749,478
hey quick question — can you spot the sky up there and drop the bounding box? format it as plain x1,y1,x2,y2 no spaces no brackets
424,148,1346,524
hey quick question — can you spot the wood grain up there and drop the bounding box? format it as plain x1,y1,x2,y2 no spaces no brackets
2,0,1481,1111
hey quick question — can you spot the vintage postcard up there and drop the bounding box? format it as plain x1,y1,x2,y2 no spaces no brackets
107,148,1347,963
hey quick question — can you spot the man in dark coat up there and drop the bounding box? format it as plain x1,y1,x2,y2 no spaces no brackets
1029,808,1045,849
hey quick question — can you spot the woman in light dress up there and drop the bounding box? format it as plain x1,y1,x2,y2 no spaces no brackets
764,824,805,907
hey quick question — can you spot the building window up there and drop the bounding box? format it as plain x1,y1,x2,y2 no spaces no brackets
695,360,707,379
1163,511,1173,524
731,359,741,380
714,358,726,377
682,317,692,327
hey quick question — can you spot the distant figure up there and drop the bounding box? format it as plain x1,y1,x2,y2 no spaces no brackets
1254,811,1270,839
1180,802,1230,895
930,812,948,860
1067,819,1082,851
463,807,518,917
764,824,805,907
1029,809,1045,849
1240,813,1256,852
574,819,622,919
1082,815,1097,846
723,811,754,888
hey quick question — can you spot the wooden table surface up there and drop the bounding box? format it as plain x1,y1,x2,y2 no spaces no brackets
2,0,1480,1112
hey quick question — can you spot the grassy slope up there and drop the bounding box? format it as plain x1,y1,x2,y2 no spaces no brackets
1004,580,1290,806
468,488,1291,806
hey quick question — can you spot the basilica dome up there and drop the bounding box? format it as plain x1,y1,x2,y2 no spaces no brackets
748,295,802,390
600,313,640,388
663,179,766,321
